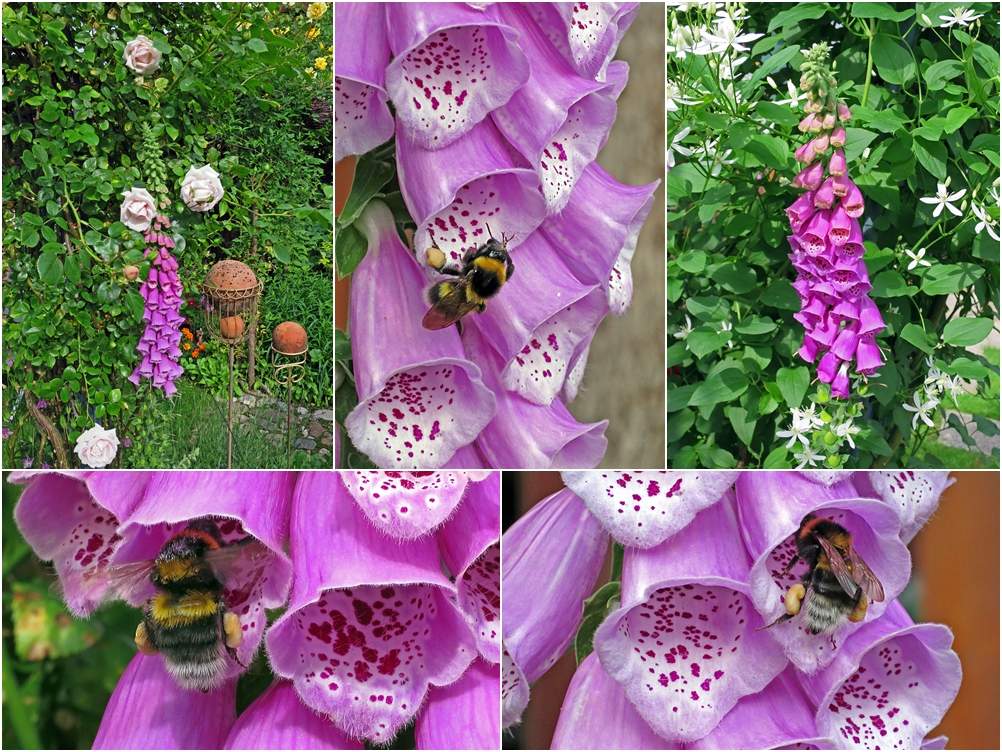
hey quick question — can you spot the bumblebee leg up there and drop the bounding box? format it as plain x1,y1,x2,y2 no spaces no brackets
223,611,243,649
135,621,159,656
506,258,515,280
783,553,800,574
475,302,487,313
847,593,868,623
756,612,794,631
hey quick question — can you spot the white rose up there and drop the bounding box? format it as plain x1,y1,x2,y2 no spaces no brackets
74,424,120,469
123,35,162,74
180,165,224,212
120,186,158,231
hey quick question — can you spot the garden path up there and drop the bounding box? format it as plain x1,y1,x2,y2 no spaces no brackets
232,393,333,465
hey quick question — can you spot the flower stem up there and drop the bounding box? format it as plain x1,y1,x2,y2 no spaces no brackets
1,641,41,750
610,542,625,582
861,21,875,108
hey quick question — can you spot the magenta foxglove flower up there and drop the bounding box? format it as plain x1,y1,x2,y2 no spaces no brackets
501,487,609,726
10,470,295,747
266,471,499,745
786,46,886,396
127,214,184,397
736,472,911,674
593,491,789,742
223,680,363,750
502,471,961,748
337,2,658,468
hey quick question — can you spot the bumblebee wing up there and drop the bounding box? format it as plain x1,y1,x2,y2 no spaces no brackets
422,282,478,330
82,558,158,606
203,538,270,584
846,545,885,602
817,537,860,598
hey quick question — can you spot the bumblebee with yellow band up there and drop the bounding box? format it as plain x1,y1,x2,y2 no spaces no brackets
422,226,515,330
92,519,265,691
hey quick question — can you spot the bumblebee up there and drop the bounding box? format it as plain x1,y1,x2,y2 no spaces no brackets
757,513,884,646
422,228,515,330
92,519,266,691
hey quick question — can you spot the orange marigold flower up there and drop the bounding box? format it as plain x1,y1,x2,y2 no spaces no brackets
183,343,191,351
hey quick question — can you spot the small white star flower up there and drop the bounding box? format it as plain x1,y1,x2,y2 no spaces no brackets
973,203,1001,241
703,15,763,54
673,314,694,350
920,182,967,218
777,415,812,450
939,7,983,27
904,247,932,270
833,420,861,450
903,390,940,429
944,374,966,405
794,446,825,469
667,126,693,169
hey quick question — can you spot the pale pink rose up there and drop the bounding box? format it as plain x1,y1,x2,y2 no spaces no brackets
119,187,157,231
123,35,162,74
74,424,120,468
180,165,224,212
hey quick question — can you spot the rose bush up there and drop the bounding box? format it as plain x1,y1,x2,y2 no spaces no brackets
2,2,334,468
666,2,999,469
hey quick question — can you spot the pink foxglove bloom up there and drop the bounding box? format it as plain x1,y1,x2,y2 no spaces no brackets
127,214,184,397
337,2,658,468
786,48,886,395
501,471,961,748
10,471,295,747
266,471,499,745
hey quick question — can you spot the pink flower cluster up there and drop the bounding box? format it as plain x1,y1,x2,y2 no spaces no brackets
127,215,184,396
785,65,885,399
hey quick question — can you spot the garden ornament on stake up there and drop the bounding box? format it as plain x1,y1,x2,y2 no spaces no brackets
270,321,309,468
202,260,263,467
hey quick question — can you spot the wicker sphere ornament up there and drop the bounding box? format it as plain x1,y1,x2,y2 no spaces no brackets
220,316,245,339
207,259,258,290
272,321,307,355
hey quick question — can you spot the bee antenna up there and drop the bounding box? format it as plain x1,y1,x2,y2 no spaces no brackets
486,223,494,239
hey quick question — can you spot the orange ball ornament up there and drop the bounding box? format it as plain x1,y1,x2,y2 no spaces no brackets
220,315,245,339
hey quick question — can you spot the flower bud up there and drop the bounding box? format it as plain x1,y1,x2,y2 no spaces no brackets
812,133,830,154
837,102,852,122
124,265,140,281
830,127,846,148
921,14,932,26
793,161,824,191
815,177,836,209
794,140,817,164
829,149,847,176
821,112,836,129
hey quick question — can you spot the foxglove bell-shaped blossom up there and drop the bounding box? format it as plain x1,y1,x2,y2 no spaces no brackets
223,679,364,750
735,472,910,673
852,470,954,544
525,3,639,82
414,658,501,750
501,487,609,725
384,3,530,150
562,470,738,548
462,321,609,468
334,3,394,161
266,472,487,743
552,653,680,750
127,214,184,397
345,201,495,468
798,600,961,750
593,492,789,742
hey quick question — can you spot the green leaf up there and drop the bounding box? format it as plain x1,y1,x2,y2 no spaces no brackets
96,280,121,302
760,278,800,310
688,368,749,407
725,405,757,446
842,128,879,165
272,242,291,264
125,289,145,321
755,100,802,128
900,322,934,353
767,3,830,32
924,60,964,90
667,384,699,412
687,327,730,358
870,270,915,298
973,415,999,438
64,255,81,284
179,77,195,92
947,357,988,380
337,152,395,227
913,137,947,180
734,315,777,335
850,2,913,21
575,581,621,664
744,134,790,169
776,366,809,408
920,263,984,295
763,444,792,468
11,582,104,661
943,317,994,347
687,295,730,321
666,407,696,443
335,222,367,280
710,262,757,294
666,340,689,368
943,106,977,134
871,34,915,85
855,424,893,455
676,250,706,273
36,252,63,284
247,38,268,53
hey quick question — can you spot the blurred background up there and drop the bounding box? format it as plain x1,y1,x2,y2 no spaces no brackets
502,471,1000,750
336,4,667,469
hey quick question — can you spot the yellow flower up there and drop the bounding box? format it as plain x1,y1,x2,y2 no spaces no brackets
306,67,316,77
314,56,328,70
306,27,320,40
307,2,328,20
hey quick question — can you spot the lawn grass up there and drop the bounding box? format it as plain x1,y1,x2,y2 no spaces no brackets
953,345,1000,418
124,382,330,469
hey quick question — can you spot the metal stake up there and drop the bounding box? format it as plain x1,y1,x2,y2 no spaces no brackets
227,343,234,468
